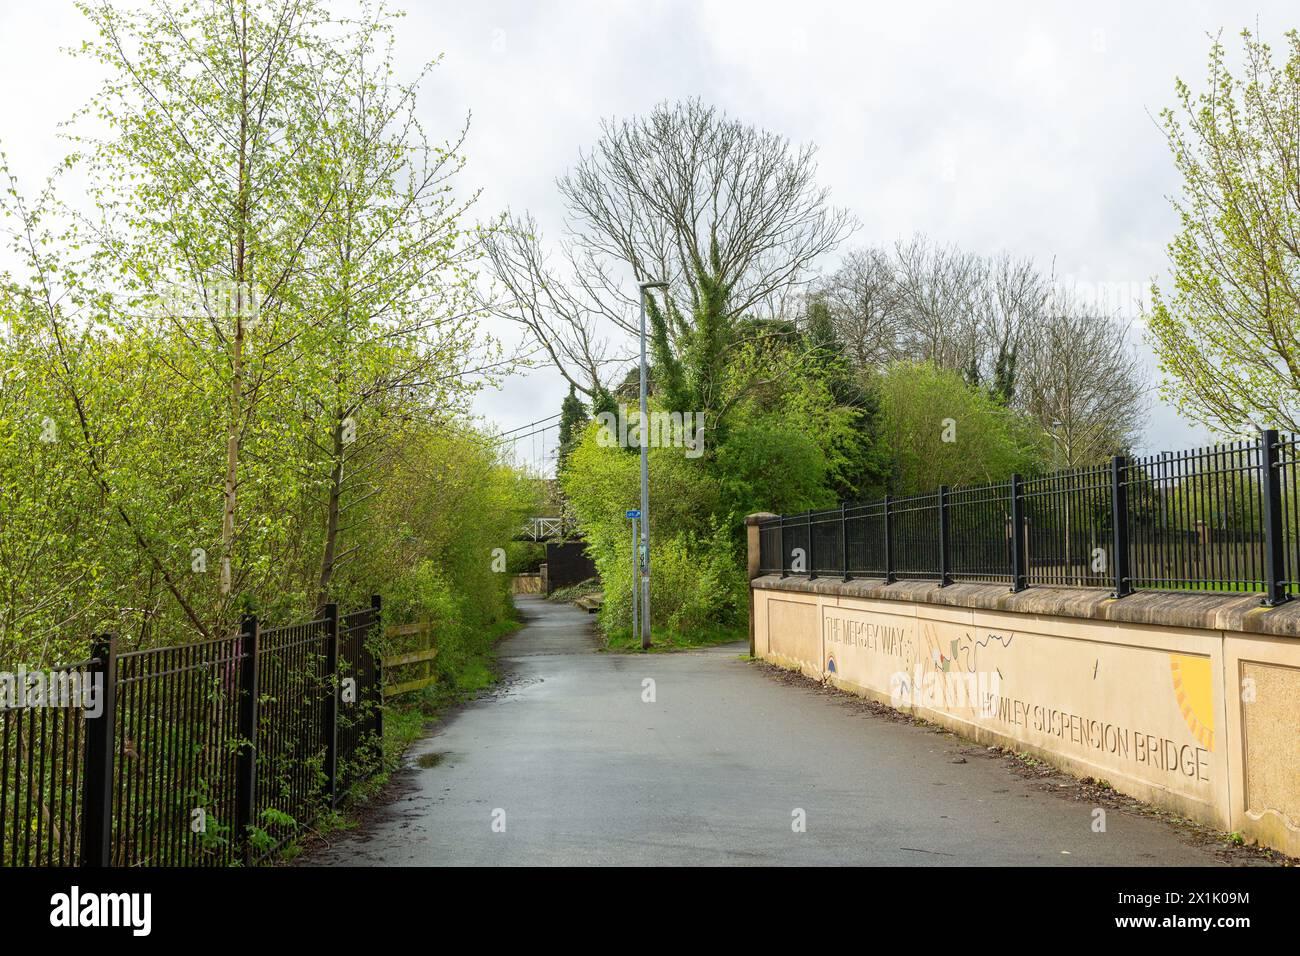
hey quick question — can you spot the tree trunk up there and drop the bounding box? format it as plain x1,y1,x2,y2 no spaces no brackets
221,10,251,599
316,420,345,613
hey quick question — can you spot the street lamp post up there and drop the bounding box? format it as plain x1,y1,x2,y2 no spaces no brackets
630,514,639,647
638,280,668,649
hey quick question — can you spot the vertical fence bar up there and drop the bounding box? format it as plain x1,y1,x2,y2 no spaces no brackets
883,494,896,584
840,502,849,582
371,594,384,742
1260,429,1289,606
1009,474,1027,592
807,512,816,580
323,603,340,807
1110,455,1132,598
938,485,951,586
779,516,788,579
80,634,116,868
234,615,260,865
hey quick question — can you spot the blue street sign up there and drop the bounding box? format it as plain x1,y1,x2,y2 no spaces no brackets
625,509,641,519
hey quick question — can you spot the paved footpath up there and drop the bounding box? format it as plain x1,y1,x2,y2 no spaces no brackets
309,596,1227,866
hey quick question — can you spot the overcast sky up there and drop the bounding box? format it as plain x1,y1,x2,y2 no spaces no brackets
2,1,1294,474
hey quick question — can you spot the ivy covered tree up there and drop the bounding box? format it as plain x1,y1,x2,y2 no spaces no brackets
556,384,589,473
801,296,890,501
483,98,854,431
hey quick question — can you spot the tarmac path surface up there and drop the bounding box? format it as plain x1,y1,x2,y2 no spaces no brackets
307,595,1227,866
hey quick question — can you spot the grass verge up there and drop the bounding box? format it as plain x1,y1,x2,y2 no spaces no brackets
602,621,746,652
548,576,744,652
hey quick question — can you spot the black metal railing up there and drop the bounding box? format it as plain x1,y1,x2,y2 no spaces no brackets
110,635,244,866
808,508,843,578
1277,434,1300,599
1129,440,1270,594
338,599,384,795
0,658,93,867
757,429,1300,606
892,491,942,581
846,499,888,578
250,616,331,860
1023,465,1112,588
0,598,384,868
948,480,1013,585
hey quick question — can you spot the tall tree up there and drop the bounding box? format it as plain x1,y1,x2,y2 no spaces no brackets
294,16,489,611
1148,29,1300,433
874,360,1043,493
801,295,890,500
815,246,901,369
818,236,1047,387
73,0,341,620
556,384,588,473
483,98,855,430
1020,297,1148,468
0,0,500,652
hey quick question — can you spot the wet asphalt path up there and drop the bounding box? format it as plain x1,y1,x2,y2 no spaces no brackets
308,596,1225,866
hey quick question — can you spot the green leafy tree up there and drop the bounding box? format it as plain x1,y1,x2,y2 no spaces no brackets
0,1,519,663
289,15,489,611
560,311,879,641
874,360,1046,493
992,341,1017,406
73,0,346,616
1148,29,1300,432
562,418,737,638
799,296,890,501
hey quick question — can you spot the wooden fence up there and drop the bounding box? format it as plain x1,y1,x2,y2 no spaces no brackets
379,621,438,698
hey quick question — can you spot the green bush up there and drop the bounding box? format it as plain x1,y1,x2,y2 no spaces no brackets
640,526,747,634
874,360,1047,492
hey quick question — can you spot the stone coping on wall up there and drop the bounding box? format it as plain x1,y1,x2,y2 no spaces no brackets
751,573,1300,639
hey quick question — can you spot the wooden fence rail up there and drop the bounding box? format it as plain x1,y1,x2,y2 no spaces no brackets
379,621,438,698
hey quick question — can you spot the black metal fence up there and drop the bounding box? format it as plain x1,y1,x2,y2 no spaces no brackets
0,658,93,866
1,598,384,868
758,429,1300,606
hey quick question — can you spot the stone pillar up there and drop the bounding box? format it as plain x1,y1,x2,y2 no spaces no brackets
745,512,779,657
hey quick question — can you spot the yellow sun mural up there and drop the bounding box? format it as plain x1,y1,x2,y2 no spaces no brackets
1169,654,1215,751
